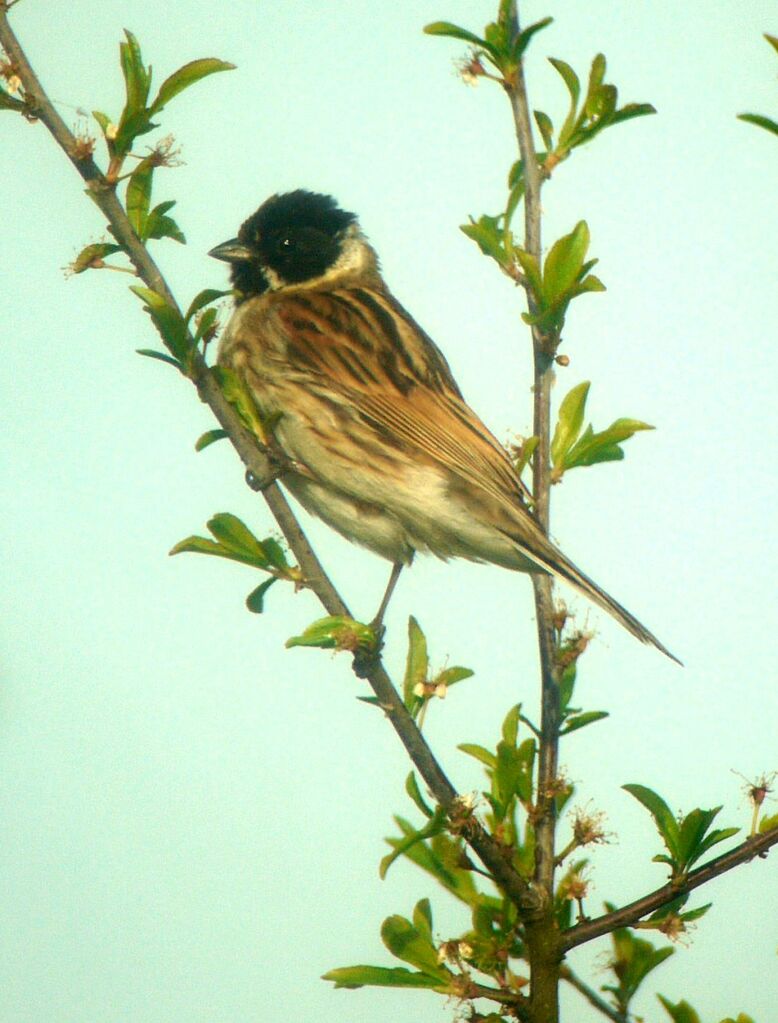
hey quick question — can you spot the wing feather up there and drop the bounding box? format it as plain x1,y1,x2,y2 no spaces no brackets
271,287,531,511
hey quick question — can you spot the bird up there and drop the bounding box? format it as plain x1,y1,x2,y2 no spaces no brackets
209,189,677,662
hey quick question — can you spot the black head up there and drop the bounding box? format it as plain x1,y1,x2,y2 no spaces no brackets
209,190,358,298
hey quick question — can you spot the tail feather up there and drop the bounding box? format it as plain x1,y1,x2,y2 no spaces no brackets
516,534,681,665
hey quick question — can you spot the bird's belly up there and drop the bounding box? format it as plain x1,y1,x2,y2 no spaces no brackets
275,411,529,571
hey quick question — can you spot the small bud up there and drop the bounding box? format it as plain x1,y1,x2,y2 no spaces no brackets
434,682,447,699
555,353,570,366
105,123,118,140
412,681,426,698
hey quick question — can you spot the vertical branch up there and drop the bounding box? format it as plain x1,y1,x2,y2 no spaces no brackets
505,0,560,896
506,1,562,1019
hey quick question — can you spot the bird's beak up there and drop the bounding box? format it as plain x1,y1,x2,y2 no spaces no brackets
208,238,254,262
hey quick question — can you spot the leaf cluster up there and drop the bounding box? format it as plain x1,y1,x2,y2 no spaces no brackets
425,1,552,81
170,512,301,614
71,31,233,270
623,784,740,879
550,380,653,480
133,286,228,374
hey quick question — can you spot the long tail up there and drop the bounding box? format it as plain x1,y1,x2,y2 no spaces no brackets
516,533,681,665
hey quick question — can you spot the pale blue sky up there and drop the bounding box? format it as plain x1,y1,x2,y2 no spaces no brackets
2,2,777,1021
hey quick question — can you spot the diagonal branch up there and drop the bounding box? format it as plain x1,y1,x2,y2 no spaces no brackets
0,4,539,918
562,827,778,951
559,965,627,1023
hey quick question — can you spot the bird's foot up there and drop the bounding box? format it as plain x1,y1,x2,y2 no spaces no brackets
352,622,385,679
244,451,289,492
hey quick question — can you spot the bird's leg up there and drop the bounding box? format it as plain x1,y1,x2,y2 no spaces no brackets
352,562,405,680
372,561,404,630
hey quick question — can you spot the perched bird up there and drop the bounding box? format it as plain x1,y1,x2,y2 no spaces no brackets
210,190,676,661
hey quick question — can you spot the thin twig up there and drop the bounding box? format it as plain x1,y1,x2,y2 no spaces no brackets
0,6,539,917
562,828,778,951
471,981,531,1018
559,965,627,1023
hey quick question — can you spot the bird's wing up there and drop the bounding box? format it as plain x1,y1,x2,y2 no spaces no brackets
266,286,532,512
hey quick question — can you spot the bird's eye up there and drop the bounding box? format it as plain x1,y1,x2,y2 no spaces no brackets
280,236,293,249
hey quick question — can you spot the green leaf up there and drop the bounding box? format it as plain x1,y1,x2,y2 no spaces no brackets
119,29,151,117
381,914,450,979
193,306,218,341
169,513,278,571
585,53,607,111
126,159,153,237
149,58,236,114
534,109,554,149
560,710,609,735
604,921,675,1011
423,21,488,48
609,101,657,127
403,616,429,711
504,179,525,230
677,902,711,923
145,201,186,244
285,615,377,654
457,743,497,769
460,215,507,267
385,818,479,905
435,666,473,688
494,738,534,810
513,246,542,296
92,110,113,136
185,288,230,324
260,537,291,572
513,16,553,60
623,784,680,859
542,220,590,306
136,348,182,370
563,417,654,471
512,435,538,478
549,56,580,107
657,996,702,1023
69,242,123,274
737,112,778,137
380,809,447,879
169,536,262,570
688,825,740,866
551,381,589,467
129,285,190,362
207,512,267,558
759,812,778,833
405,772,434,819
211,364,267,440
322,965,444,990
412,898,434,944
502,704,521,746
245,577,277,613
194,428,228,451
